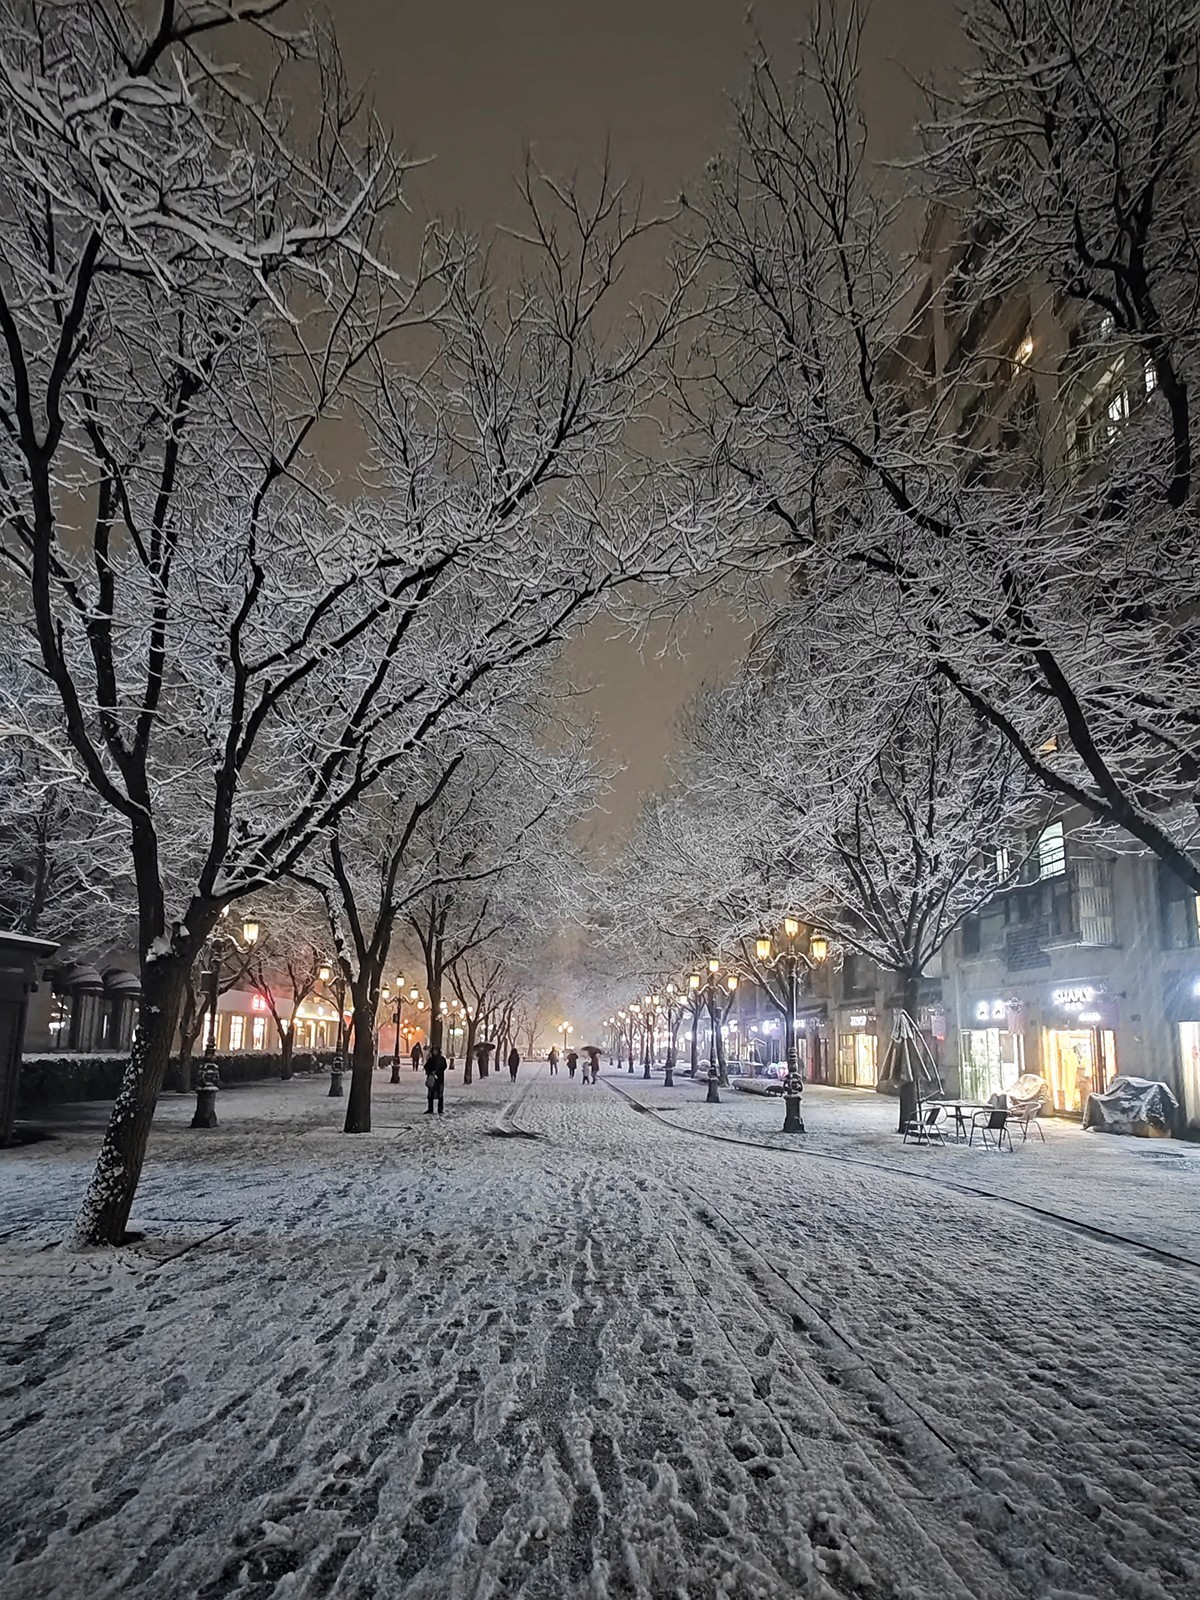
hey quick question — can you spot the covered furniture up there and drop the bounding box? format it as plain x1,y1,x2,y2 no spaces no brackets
1081,1076,1179,1137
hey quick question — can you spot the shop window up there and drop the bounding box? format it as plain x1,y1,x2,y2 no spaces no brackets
229,1015,245,1051
251,1016,267,1051
1037,822,1066,879
1160,862,1200,948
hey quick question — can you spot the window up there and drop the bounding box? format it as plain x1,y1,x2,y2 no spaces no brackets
1160,862,1200,949
1145,357,1158,394
252,1016,267,1051
994,847,1012,884
1037,822,1066,880
229,1015,245,1051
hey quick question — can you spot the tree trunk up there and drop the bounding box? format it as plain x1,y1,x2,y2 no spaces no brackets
690,1012,699,1076
279,1023,295,1081
71,955,191,1247
344,994,376,1134
715,1021,729,1084
896,969,923,1133
462,1016,477,1083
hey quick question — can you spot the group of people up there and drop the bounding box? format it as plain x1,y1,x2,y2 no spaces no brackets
547,1045,600,1083
415,1038,600,1116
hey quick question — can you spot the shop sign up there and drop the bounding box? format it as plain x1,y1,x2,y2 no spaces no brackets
973,998,1007,1023
847,1011,873,1029
923,1005,948,1041
1052,984,1098,1009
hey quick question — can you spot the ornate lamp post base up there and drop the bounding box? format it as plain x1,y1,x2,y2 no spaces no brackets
191,1061,219,1128
328,1057,345,1098
390,1056,401,1084
706,1072,721,1104
782,1084,805,1133
664,1059,675,1088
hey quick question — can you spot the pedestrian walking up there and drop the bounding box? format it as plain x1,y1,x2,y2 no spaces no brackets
508,1045,520,1083
424,1048,447,1115
411,1041,424,1073
584,1046,601,1084
548,1046,559,1075
566,1048,578,1080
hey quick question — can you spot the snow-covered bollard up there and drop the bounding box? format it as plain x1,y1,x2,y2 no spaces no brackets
190,1058,219,1129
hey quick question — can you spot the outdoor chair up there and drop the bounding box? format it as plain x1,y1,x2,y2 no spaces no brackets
903,1104,947,1146
969,1106,1013,1152
1008,1100,1046,1144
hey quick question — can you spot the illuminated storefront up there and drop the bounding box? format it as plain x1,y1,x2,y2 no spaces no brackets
1163,973,1200,1133
837,1009,878,1088
960,996,1025,1101
1042,982,1118,1114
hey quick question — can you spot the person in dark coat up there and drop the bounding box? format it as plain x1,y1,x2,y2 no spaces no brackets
424,1048,447,1115
584,1046,601,1084
566,1048,578,1079
411,1041,424,1073
548,1046,559,1075
507,1045,520,1082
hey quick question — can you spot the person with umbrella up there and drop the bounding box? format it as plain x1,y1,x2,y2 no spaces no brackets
583,1045,602,1084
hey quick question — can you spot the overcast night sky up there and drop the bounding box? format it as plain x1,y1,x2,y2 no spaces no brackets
332,0,963,841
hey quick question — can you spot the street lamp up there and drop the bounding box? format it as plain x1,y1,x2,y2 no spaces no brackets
317,961,349,1098
660,982,680,1088
628,1003,641,1074
615,1009,627,1070
756,919,829,1133
192,912,261,1129
691,960,728,1104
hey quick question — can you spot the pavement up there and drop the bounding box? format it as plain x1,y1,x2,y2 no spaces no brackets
1,1067,1198,1599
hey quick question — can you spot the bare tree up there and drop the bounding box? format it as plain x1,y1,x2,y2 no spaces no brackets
682,0,1200,898
0,4,735,1244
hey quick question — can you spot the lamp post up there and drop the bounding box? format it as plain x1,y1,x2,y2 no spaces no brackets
192,913,260,1129
615,1010,626,1070
384,980,419,1083
756,918,829,1134
692,958,724,1104
318,961,348,1098
628,1003,641,1073
663,982,678,1088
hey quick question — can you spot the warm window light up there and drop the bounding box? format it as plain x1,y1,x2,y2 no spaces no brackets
783,917,800,940
811,935,829,963
756,935,772,963
689,974,701,991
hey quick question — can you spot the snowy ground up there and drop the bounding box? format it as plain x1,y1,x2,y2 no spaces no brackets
2,1067,1199,1599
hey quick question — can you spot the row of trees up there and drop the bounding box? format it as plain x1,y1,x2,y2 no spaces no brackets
595,0,1200,1062
0,1,761,1244
5,0,1199,1229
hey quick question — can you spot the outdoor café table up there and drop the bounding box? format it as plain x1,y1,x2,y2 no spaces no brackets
937,1101,993,1142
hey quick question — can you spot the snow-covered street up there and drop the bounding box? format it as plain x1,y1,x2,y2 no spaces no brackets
3,1069,1199,1599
